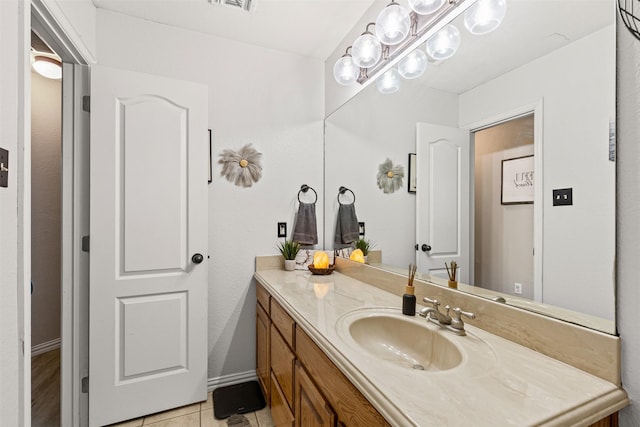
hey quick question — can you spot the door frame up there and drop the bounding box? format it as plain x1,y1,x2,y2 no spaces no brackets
31,1,91,425
461,100,544,303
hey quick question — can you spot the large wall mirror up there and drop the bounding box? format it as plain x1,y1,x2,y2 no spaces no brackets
324,0,616,334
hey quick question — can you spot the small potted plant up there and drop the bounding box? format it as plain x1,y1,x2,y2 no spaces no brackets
353,238,375,263
277,240,300,271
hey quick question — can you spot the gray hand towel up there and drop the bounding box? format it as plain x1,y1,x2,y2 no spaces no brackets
334,203,359,245
292,202,318,245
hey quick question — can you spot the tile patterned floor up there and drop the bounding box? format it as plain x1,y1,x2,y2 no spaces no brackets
108,392,274,427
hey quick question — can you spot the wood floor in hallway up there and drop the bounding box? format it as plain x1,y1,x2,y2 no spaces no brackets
32,348,61,427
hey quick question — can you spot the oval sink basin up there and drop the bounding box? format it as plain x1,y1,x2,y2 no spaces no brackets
343,311,463,372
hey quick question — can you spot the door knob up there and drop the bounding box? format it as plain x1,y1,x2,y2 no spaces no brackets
192,253,204,264
421,244,432,252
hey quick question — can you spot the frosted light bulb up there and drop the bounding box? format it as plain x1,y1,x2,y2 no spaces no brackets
352,33,382,68
426,24,461,60
408,0,446,15
376,68,401,94
333,55,359,85
464,0,507,35
398,49,428,79
375,2,411,46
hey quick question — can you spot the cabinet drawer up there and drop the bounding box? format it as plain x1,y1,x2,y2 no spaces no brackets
296,328,390,427
271,324,295,410
271,299,295,348
256,282,270,314
271,372,294,427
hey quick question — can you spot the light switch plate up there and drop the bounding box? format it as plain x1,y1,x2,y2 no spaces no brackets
0,147,8,188
277,222,287,238
552,188,573,206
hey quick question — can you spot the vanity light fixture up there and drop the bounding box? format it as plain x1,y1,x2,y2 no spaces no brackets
463,0,507,35
333,0,506,94
31,52,62,80
618,0,640,41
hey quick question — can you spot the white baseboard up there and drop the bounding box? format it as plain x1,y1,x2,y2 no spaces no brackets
208,370,258,392
32,337,61,356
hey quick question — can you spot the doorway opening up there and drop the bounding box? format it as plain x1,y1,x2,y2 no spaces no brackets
471,113,535,298
30,29,63,427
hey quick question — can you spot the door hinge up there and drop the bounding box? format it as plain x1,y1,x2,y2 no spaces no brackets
82,236,90,252
81,376,89,393
82,96,90,113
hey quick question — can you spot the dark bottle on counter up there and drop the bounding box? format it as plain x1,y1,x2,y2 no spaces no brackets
402,285,416,316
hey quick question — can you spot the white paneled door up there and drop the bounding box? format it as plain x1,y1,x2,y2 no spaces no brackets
416,123,470,283
89,65,208,427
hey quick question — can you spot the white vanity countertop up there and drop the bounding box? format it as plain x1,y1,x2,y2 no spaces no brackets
254,268,627,427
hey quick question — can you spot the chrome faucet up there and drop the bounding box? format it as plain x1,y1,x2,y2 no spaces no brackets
418,297,451,325
419,297,476,336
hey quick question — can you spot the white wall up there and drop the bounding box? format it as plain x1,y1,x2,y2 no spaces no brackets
616,16,640,427
460,26,616,320
0,0,30,425
40,0,97,62
31,71,62,348
324,80,458,267
96,9,325,381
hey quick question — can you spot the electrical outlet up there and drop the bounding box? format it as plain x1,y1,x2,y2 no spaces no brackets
277,222,287,238
514,282,523,294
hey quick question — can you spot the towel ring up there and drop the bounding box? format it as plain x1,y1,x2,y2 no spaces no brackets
337,186,356,205
298,184,318,204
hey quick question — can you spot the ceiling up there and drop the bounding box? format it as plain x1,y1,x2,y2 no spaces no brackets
91,0,377,60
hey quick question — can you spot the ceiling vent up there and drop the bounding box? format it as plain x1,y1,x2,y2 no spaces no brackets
210,0,255,13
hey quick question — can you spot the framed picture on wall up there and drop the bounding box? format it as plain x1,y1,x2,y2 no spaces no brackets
501,155,534,204
408,153,417,193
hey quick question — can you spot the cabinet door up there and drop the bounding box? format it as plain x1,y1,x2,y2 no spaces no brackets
271,324,295,410
271,372,294,427
295,362,336,427
256,303,270,403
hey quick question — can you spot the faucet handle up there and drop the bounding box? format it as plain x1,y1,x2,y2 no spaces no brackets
423,296,440,309
452,307,476,321
444,304,451,316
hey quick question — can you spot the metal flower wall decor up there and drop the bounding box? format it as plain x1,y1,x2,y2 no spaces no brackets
377,158,404,194
218,143,263,188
